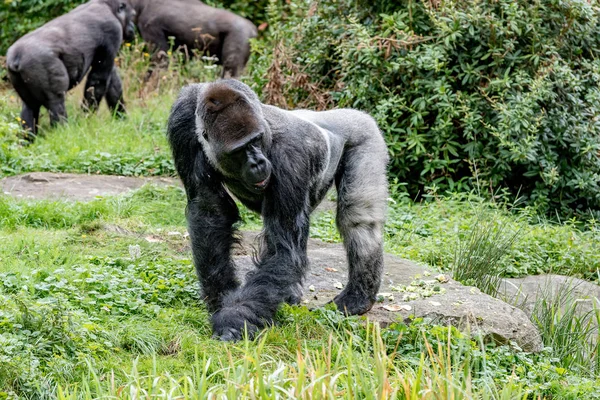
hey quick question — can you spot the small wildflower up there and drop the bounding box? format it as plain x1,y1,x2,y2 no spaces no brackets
81,234,87,238
167,51,172,56
125,43,131,47
143,52,149,57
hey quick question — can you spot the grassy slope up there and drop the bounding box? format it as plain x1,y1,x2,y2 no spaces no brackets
0,53,599,398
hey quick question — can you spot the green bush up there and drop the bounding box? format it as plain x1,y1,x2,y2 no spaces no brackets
253,0,600,219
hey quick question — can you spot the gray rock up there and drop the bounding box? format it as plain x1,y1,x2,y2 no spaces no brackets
500,274,600,321
1,172,179,201
236,231,543,352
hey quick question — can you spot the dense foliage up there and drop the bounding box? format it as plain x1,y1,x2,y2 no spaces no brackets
252,0,600,218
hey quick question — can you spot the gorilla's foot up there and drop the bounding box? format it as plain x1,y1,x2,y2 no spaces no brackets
333,287,375,316
211,306,262,342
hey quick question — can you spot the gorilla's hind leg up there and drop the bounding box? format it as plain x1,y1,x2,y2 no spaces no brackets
83,48,115,113
220,31,250,79
20,104,40,140
334,141,388,315
8,69,41,136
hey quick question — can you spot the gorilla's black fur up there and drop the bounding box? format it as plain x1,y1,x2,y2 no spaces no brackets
129,0,257,78
6,0,135,137
168,80,389,341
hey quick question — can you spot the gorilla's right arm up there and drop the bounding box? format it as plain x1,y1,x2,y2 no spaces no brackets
167,85,241,312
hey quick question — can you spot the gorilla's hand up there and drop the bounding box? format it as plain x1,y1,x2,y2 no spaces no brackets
211,306,261,342
333,286,376,316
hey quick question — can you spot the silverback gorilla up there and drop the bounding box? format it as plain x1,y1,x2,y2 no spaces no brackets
168,80,389,341
129,0,257,78
6,0,135,137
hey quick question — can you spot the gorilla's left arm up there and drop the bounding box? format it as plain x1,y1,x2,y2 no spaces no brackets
212,140,312,341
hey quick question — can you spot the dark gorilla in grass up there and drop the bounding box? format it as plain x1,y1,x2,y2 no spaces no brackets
6,0,136,138
168,80,389,341
129,0,257,79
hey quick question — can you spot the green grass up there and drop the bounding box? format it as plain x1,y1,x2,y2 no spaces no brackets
1,50,600,399
530,280,600,374
0,186,598,398
380,194,600,280
0,86,175,177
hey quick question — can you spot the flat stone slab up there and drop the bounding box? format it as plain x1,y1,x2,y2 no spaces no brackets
1,172,179,201
235,231,542,352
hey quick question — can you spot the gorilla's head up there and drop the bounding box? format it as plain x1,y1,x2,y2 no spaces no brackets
195,80,273,192
105,0,136,42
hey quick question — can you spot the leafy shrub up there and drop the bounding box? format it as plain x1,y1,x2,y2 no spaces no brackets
254,0,600,218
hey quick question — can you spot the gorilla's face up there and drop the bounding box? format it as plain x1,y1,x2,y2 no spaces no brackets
196,81,273,192
116,1,136,42
206,129,272,192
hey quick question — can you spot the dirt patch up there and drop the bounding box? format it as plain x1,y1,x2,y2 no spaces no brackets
1,172,180,201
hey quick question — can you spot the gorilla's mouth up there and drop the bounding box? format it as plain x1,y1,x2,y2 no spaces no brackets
254,175,271,190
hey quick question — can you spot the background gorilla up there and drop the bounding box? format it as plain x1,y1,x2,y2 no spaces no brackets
168,80,389,341
6,0,135,138
129,0,257,78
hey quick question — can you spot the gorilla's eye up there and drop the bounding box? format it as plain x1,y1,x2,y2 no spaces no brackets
118,2,126,11
250,135,262,147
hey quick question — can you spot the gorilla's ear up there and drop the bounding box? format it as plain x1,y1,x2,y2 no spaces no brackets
204,84,241,112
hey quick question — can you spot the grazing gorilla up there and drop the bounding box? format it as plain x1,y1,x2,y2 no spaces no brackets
6,0,135,137
129,0,257,78
168,80,389,341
